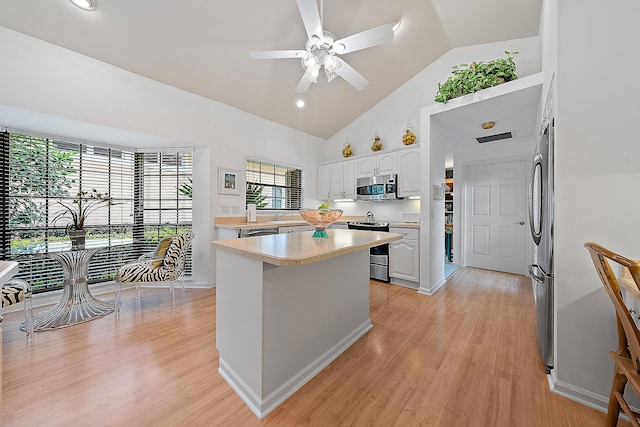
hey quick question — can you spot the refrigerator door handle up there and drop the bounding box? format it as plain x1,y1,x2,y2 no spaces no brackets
528,264,546,283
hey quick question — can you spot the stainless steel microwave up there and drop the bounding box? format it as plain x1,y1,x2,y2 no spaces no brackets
356,174,401,200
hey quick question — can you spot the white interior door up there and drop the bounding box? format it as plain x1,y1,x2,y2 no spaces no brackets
464,160,527,274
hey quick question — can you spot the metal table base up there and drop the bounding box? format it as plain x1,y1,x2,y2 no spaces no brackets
23,247,115,331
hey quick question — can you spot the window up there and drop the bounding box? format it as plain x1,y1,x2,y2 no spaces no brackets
0,130,192,293
245,159,303,210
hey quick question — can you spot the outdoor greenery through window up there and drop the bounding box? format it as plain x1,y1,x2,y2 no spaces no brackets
0,130,193,293
245,159,303,210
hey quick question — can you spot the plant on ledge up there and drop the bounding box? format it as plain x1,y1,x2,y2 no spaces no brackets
52,189,114,231
434,51,519,103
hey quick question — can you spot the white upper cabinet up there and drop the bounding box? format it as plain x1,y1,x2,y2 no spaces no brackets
397,148,420,197
358,152,397,177
330,159,358,200
317,163,331,201
376,152,398,175
357,156,377,177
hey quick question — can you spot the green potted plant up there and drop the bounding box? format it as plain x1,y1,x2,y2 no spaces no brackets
434,51,519,103
52,189,114,250
246,183,267,209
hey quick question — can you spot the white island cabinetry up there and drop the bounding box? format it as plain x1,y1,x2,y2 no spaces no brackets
389,227,420,288
213,230,401,419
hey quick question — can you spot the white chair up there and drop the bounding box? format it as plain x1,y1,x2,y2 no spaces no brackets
114,232,194,314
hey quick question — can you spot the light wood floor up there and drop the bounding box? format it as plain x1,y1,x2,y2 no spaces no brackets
1,267,621,426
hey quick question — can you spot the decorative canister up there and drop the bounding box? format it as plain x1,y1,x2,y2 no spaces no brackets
402,123,417,145
371,134,382,152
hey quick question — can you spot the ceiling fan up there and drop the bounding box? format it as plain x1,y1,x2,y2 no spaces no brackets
249,0,396,93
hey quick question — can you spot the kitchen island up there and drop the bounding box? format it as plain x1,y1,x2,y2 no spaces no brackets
212,229,401,419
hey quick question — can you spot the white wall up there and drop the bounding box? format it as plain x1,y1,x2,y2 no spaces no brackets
0,26,324,286
323,36,541,162
321,37,541,223
549,0,640,410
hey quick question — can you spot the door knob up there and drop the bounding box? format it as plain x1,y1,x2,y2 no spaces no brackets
517,221,525,225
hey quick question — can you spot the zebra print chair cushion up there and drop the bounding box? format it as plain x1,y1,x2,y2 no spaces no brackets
115,232,193,284
1,278,34,342
114,231,194,314
2,284,25,308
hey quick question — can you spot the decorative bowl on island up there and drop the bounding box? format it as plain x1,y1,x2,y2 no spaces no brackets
299,208,343,238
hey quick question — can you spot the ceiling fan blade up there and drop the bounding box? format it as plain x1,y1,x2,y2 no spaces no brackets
334,58,369,90
250,50,307,59
296,0,324,46
295,69,314,93
333,23,394,54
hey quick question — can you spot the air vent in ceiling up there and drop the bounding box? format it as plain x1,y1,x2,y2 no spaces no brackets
476,131,514,144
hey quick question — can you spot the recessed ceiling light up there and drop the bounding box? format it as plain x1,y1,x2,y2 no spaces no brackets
296,99,305,108
481,121,496,130
391,20,402,32
69,0,97,11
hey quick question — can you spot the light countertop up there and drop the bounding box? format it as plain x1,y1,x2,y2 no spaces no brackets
0,261,19,285
215,218,420,230
213,229,402,267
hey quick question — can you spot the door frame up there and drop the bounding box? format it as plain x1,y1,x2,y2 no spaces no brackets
456,155,533,274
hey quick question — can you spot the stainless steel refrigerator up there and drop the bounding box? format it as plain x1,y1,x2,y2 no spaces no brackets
528,119,554,373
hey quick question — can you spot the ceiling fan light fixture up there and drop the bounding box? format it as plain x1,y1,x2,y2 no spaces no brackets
324,55,339,72
69,0,97,11
325,68,338,82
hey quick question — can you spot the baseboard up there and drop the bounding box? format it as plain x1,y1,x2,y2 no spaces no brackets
390,277,419,289
219,319,374,419
3,280,215,314
549,371,609,413
417,277,446,296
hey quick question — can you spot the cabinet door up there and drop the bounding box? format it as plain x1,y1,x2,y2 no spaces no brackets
279,225,314,233
397,148,420,197
317,164,331,201
330,162,344,199
389,239,419,282
376,152,398,175
358,156,377,177
343,159,358,199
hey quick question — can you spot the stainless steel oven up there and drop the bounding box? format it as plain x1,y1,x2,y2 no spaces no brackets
347,221,390,282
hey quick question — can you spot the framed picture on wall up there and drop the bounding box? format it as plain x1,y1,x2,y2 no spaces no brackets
218,167,241,195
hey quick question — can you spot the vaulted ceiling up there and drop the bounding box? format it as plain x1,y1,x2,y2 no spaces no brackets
0,0,542,139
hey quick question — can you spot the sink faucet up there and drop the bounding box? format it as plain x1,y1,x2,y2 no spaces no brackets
366,211,375,223
274,212,288,221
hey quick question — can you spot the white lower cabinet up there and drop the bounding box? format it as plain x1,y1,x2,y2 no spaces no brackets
278,225,314,234
389,227,419,288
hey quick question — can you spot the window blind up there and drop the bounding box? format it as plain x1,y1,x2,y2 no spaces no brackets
246,159,303,210
2,131,192,293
